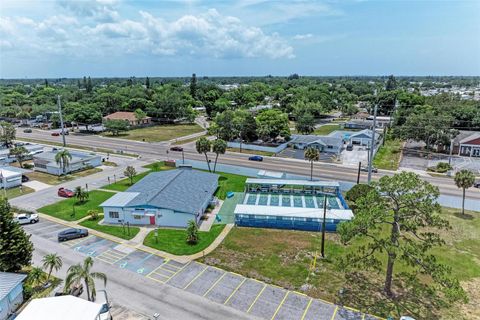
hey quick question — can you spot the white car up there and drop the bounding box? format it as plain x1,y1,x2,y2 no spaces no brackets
14,213,39,225
96,290,113,320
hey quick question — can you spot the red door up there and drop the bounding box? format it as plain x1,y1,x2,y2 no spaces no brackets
149,216,155,225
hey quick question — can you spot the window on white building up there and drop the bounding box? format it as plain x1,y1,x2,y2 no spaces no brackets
133,215,142,220
109,211,119,219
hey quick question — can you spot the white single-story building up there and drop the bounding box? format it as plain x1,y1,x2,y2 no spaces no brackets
454,132,480,157
0,168,22,189
16,296,104,320
101,168,219,228
33,150,102,176
0,272,27,320
349,129,376,146
289,135,344,154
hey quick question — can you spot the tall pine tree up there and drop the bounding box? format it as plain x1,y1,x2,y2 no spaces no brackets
190,73,197,99
0,197,33,272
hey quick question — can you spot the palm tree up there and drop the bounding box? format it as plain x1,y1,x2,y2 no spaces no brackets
28,267,46,289
304,147,320,181
65,257,107,301
196,137,212,172
74,186,89,203
42,253,63,282
212,139,227,173
55,149,72,175
454,169,475,216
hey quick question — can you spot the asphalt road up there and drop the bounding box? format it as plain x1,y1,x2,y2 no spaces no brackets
17,129,480,201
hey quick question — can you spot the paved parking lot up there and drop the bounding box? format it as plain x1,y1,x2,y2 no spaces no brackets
22,219,379,320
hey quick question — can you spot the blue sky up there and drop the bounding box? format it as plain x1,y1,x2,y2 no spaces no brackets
0,0,479,78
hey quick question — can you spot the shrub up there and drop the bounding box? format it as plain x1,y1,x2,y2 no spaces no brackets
88,210,99,221
186,220,199,244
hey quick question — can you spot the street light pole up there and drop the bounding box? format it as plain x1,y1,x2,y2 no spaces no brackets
357,161,361,184
57,95,66,147
367,90,378,184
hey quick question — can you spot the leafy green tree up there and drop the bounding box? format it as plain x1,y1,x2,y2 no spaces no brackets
0,121,16,147
86,76,93,93
55,150,72,175
145,76,150,89
345,183,373,203
0,197,33,272
104,119,129,136
190,73,197,99
124,166,137,185
256,109,290,141
42,253,63,282
67,103,102,131
212,139,227,173
65,257,107,301
296,112,315,134
338,172,466,318
214,110,236,141
304,147,320,181
385,75,397,91
134,108,147,124
186,220,199,244
454,170,475,216
196,137,212,172
9,146,29,168
74,186,89,203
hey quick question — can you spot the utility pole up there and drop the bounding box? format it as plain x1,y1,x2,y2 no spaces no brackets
321,194,327,258
57,95,66,147
356,161,361,184
367,90,378,184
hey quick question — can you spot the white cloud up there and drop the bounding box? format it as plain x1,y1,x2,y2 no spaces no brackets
293,33,313,40
57,0,120,22
0,7,294,60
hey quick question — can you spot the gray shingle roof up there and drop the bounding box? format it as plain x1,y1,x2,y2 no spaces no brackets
0,272,27,300
116,169,219,214
291,135,343,148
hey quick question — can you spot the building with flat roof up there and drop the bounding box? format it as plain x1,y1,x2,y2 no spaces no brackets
289,134,344,155
101,168,219,227
0,272,27,320
16,296,103,320
33,150,102,176
0,168,22,189
235,178,353,232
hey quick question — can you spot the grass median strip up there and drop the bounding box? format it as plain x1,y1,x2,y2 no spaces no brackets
79,215,139,240
38,190,114,221
143,224,226,255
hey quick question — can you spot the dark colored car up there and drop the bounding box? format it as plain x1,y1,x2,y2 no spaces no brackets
474,181,480,188
21,175,29,182
23,128,32,133
170,146,184,152
58,187,74,198
248,155,263,162
361,166,378,173
51,132,60,136
58,228,88,242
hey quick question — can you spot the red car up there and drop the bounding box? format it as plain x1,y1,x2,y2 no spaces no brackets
51,132,60,136
170,146,183,152
58,187,74,198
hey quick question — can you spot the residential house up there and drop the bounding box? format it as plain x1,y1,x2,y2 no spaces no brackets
344,116,391,129
103,111,152,126
101,168,219,227
33,150,102,176
0,168,22,189
16,296,103,320
453,131,480,157
349,129,378,146
289,135,343,155
0,272,27,320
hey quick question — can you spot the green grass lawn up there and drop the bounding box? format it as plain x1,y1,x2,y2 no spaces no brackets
313,124,341,135
102,124,204,142
200,207,480,319
79,215,140,240
172,134,207,145
26,168,102,185
5,186,35,198
102,161,174,191
226,148,274,157
38,190,114,221
373,139,403,170
214,171,247,200
143,224,225,255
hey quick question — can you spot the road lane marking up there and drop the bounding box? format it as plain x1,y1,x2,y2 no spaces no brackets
247,283,267,313
184,266,208,289
300,298,313,320
330,306,338,320
203,272,227,297
271,291,288,320
224,277,247,305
